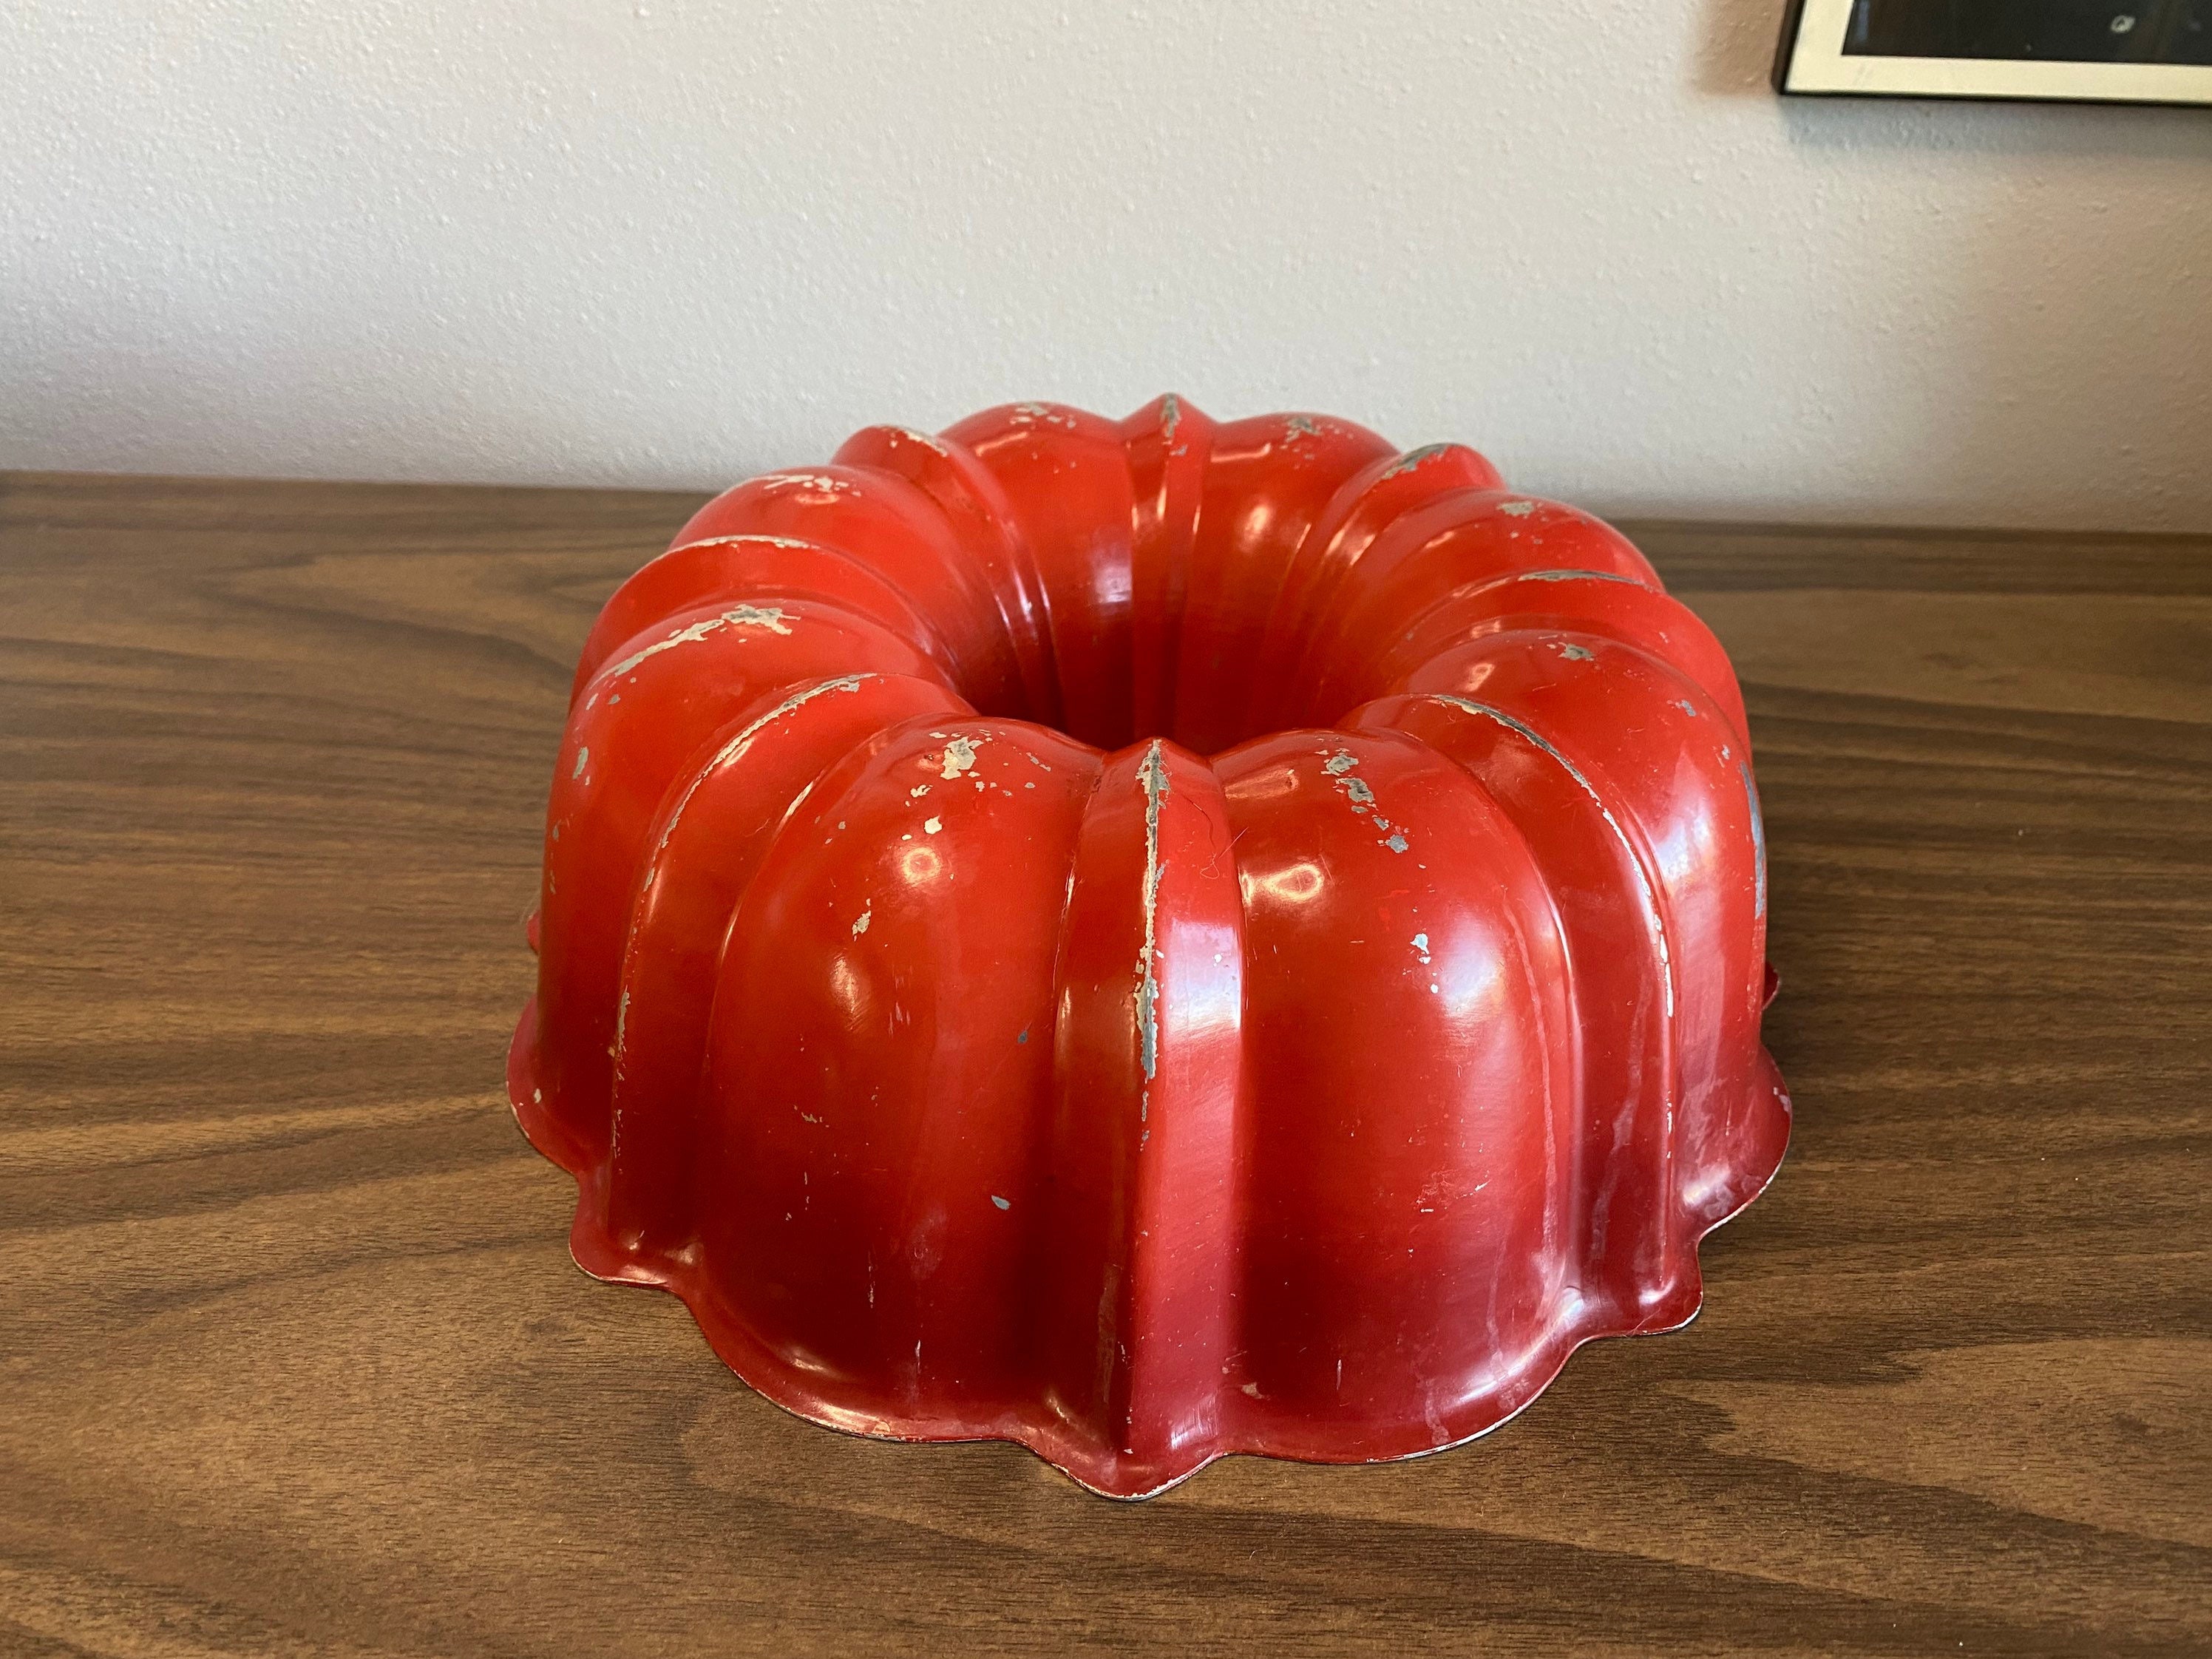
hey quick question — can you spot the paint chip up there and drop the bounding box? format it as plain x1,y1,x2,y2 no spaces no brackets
600,605,795,679
939,736,983,779
1381,442,1450,479
1136,742,1169,1083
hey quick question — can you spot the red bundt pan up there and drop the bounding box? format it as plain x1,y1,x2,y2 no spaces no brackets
510,396,1789,1499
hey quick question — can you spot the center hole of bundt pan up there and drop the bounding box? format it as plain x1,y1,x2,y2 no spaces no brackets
569,396,1635,757
523,395,1785,1500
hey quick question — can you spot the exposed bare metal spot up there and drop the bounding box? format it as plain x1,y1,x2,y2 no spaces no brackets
1322,747,1394,837
1518,567,1640,586
1558,642,1595,661
889,426,952,457
571,747,589,780
649,676,866,851
1137,742,1169,1082
1412,932,1431,963
758,472,852,495
938,735,983,779
1381,442,1451,479
991,1194,1011,1210
1159,393,1181,439
852,906,872,937
1499,499,1537,517
646,532,824,574
701,532,812,549
1676,699,1699,717
1285,414,1321,440
603,605,794,679
1741,761,1767,918
1430,693,1675,1017
728,603,793,634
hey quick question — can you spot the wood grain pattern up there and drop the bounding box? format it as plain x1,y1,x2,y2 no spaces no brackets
2,472,2207,1656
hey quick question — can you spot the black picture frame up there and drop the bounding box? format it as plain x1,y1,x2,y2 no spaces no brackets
1774,0,2212,104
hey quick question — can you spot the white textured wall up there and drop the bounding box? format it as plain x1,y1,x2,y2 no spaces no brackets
5,1,2210,530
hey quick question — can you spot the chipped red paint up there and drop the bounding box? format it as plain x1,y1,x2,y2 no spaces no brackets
510,397,1789,1499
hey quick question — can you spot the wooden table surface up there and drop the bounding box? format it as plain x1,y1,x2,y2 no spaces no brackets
3,471,2208,1656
